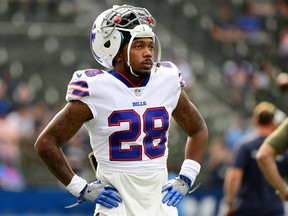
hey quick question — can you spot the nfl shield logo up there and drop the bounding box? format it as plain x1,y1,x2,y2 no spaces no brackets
135,89,141,96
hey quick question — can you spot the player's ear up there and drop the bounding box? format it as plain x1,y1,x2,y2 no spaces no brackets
114,53,123,63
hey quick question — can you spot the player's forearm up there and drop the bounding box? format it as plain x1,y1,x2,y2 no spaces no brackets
185,129,208,162
34,135,75,186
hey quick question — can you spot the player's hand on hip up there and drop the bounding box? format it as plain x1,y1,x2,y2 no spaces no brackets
162,175,191,207
79,180,122,208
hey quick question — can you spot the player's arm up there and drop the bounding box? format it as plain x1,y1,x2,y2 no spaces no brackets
34,100,122,208
256,143,288,200
34,100,93,186
223,167,243,215
162,90,208,207
172,89,208,163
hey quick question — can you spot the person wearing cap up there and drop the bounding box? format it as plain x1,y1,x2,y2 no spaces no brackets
34,4,208,216
257,117,288,201
223,101,288,216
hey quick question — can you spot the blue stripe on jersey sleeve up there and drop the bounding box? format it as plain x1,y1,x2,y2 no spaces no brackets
71,89,90,97
71,80,88,88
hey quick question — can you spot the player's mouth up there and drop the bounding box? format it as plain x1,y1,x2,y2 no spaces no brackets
142,60,153,68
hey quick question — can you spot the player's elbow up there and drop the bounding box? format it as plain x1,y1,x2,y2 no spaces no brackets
34,134,57,156
34,136,46,156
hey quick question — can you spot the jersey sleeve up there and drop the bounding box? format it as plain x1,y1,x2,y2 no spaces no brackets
65,69,104,102
264,118,288,154
66,72,89,101
65,69,105,120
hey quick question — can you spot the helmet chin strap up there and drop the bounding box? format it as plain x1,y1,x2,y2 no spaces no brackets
153,34,162,72
127,33,139,77
129,65,139,77
125,25,162,77
126,33,139,77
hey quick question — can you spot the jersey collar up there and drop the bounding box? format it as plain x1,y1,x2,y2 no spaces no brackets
108,70,151,88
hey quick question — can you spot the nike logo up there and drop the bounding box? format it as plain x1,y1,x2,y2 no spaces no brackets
76,73,82,78
87,189,93,193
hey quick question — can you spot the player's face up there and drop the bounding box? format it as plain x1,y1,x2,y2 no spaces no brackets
128,38,154,76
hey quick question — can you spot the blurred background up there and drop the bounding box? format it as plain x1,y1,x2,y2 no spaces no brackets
1,0,288,215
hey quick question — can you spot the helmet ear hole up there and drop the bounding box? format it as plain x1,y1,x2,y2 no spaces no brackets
104,41,111,48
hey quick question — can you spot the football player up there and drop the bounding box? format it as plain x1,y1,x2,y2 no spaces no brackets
34,4,208,216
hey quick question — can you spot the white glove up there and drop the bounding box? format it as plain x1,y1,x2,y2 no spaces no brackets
66,180,122,209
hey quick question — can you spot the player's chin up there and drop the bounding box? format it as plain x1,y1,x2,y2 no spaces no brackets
134,69,151,77
142,65,153,73
141,62,153,70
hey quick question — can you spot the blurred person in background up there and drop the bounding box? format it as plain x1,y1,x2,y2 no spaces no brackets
257,117,288,201
224,115,249,151
251,58,278,103
211,5,244,44
236,3,269,46
6,81,36,141
223,101,288,216
34,4,208,216
206,137,232,188
0,78,25,191
0,116,24,191
222,56,254,108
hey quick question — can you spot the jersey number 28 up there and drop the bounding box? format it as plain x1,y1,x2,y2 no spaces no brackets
108,107,169,161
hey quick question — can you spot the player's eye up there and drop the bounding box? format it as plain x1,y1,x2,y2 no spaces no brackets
133,44,142,49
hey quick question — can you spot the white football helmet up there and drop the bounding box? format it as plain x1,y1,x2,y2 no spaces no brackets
90,4,161,70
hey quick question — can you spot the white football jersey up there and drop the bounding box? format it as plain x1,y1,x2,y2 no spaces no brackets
66,61,185,173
